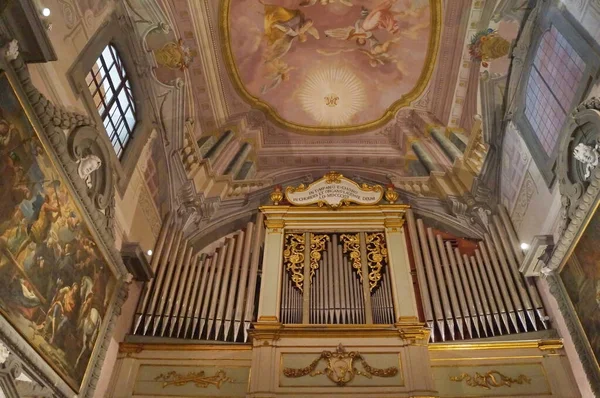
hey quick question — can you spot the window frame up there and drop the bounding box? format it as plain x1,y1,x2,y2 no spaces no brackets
87,44,137,159
68,17,152,195
514,8,600,187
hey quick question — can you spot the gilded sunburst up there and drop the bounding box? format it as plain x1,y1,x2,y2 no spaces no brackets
297,67,366,126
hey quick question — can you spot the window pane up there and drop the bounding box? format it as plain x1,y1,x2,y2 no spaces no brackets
87,45,137,159
525,27,586,156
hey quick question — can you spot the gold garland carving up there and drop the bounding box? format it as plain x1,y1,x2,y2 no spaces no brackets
284,233,306,291
366,232,388,291
154,369,233,388
283,344,398,386
310,233,330,279
340,234,362,282
450,371,532,390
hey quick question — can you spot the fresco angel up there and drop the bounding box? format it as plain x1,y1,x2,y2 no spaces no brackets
261,59,296,94
325,0,428,43
300,0,353,7
261,2,320,63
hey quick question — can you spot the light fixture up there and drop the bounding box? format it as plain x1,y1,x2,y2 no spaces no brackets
147,249,153,256
41,7,51,17
520,243,530,250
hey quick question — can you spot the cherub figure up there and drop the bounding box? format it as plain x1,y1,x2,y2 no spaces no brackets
300,0,353,7
261,59,296,94
262,2,320,63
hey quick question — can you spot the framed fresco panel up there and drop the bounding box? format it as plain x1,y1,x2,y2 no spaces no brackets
0,68,122,395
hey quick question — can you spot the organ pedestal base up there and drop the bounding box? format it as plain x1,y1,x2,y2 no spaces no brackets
247,322,435,398
108,335,580,398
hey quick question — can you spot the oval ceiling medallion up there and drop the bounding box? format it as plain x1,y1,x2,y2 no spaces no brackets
221,0,441,133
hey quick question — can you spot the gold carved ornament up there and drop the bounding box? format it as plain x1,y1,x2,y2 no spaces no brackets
310,233,330,279
450,371,532,390
284,233,306,291
154,369,233,388
340,233,362,282
366,232,388,292
283,344,398,386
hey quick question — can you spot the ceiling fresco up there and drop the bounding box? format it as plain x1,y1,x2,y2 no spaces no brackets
221,0,441,133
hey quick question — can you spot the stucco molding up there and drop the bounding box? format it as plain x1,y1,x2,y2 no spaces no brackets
0,41,129,398
543,98,600,396
504,1,542,121
546,275,600,396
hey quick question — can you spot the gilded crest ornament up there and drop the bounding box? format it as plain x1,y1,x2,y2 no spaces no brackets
385,184,399,204
283,344,398,386
154,39,196,71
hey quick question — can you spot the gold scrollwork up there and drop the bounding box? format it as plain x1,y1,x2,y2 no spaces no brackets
450,371,532,390
366,232,388,291
284,233,306,291
283,344,398,386
340,234,362,282
154,369,233,388
310,234,330,279
324,171,343,183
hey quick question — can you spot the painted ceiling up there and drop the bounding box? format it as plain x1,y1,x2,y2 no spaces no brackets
222,0,440,132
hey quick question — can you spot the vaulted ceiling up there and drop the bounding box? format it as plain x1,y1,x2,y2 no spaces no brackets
157,0,482,178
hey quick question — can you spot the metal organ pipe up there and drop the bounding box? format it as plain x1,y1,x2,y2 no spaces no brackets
406,211,435,339
133,212,172,334
132,215,264,343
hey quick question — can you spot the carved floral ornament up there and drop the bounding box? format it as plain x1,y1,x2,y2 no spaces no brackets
450,370,531,390
283,344,398,386
154,369,233,389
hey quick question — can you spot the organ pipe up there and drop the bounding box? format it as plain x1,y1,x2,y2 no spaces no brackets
133,214,264,343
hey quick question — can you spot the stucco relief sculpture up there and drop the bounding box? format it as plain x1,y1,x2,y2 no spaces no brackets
573,142,600,180
77,154,102,189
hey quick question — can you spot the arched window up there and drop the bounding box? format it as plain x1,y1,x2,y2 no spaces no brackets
85,44,137,159
524,26,585,155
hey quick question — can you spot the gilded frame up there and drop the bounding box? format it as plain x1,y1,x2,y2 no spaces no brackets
219,0,442,134
0,46,129,398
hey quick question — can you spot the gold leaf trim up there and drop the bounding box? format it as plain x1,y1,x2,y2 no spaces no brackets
310,233,330,279
154,369,233,388
366,232,388,292
340,233,362,282
450,371,532,390
284,233,306,291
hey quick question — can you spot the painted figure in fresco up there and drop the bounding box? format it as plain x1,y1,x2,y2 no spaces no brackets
0,155,31,233
38,282,80,345
261,1,320,63
325,0,428,43
300,0,353,7
261,59,296,94
15,191,62,257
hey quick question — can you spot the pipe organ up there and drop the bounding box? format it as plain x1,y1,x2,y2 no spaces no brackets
280,232,394,325
406,210,548,342
131,212,265,342
116,174,582,398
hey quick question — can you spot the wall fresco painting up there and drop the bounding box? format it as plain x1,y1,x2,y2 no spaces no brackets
224,0,437,129
0,73,116,391
561,208,600,366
